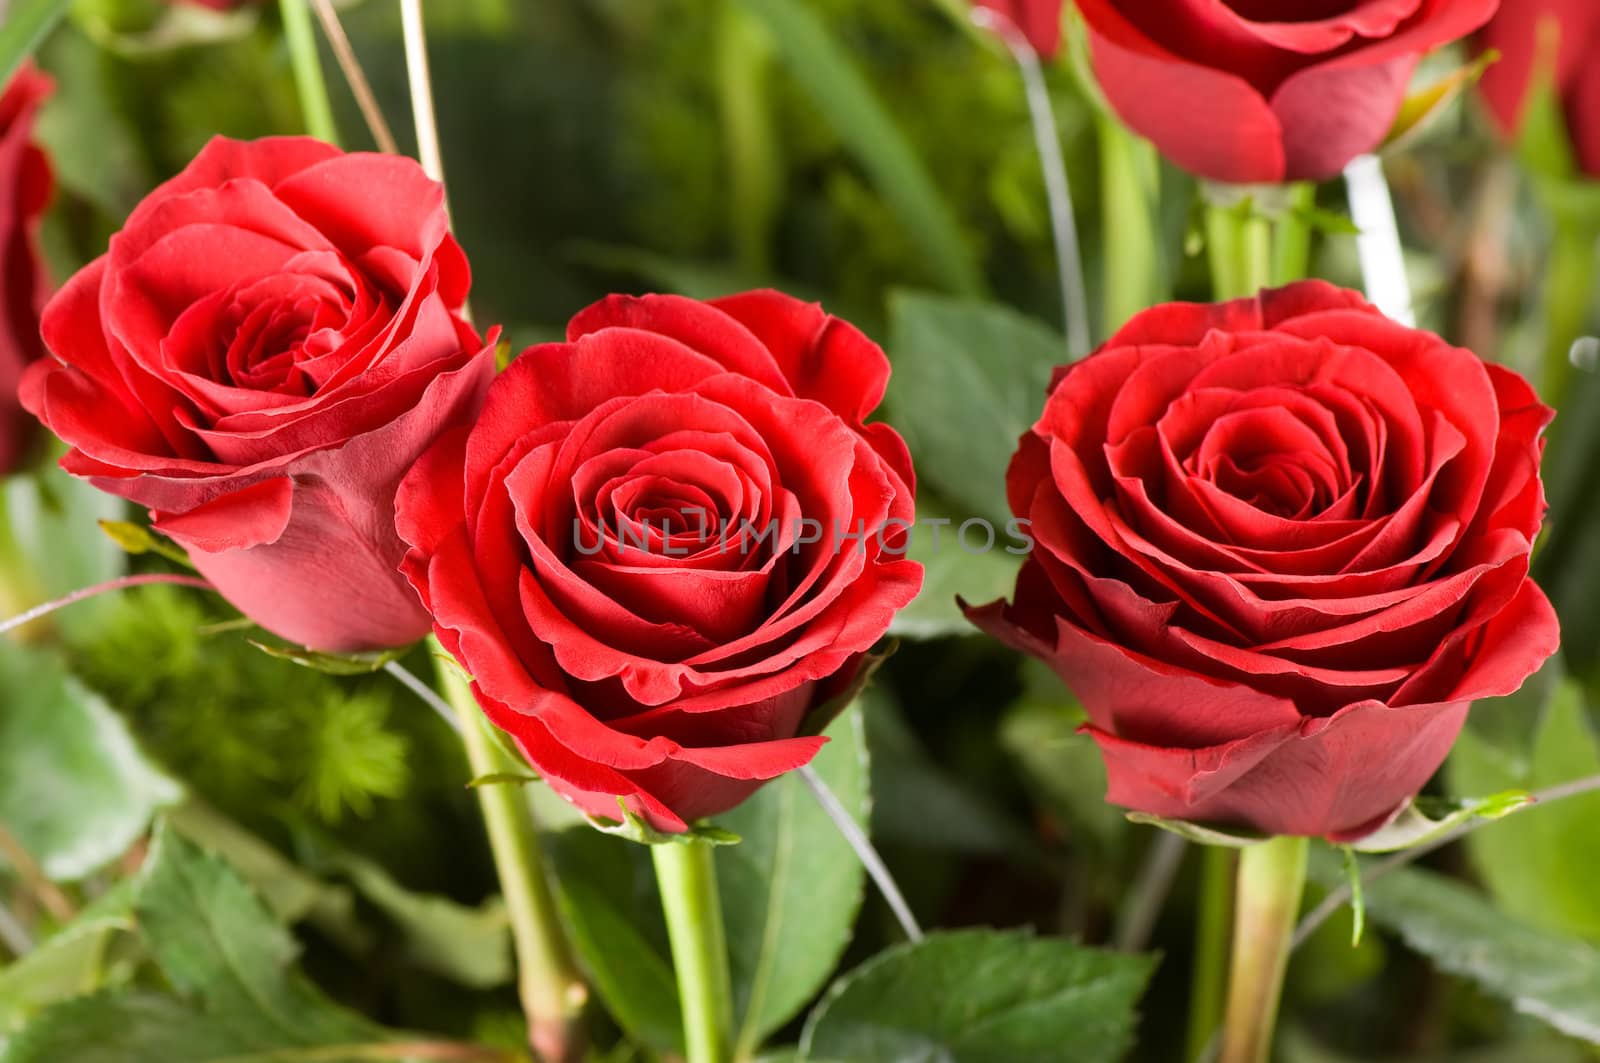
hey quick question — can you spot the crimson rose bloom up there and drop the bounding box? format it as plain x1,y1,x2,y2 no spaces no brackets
396,291,921,832
1075,0,1500,184
966,282,1558,840
22,136,493,651
1,64,53,476
974,0,1063,60
1477,1,1600,177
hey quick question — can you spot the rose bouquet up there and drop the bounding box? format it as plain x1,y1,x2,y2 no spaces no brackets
0,3,1595,1063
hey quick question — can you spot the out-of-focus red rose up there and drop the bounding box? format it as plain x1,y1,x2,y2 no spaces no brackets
974,0,1064,60
1477,1,1600,177
0,64,53,477
967,281,1558,840
1075,0,1501,184
22,136,493,651
396,291,921,832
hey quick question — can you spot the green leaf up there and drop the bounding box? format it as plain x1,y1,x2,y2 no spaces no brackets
738,0,984,297
0,884,137,1032
890,499,1021,640
3,460,126,640
0,0,71,86
1447,677,1600,941
132,824,383,1047
886,292,1063,526
1516,22,1578,180
4,823,401,1063
719,708,869,1058
2,991,260,1063
1345,790,1531,853
864,689,1042,863
1311,855,1600,1044
1000,695,1128,861
543,828,682,1053
1462,654,1561,766
246,639,407,677
798,930,1157,1062
318,849,513,990
163,801,363,951
0,640,180,880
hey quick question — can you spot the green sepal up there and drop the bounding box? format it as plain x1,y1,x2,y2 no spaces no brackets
464,771,541,789
799,642,894,738
98,519,193,569
247,639,408,677
1347,790,1532,854
1341,845,1366,948
587,799,742,847
1382,49,1498,156
1125,811,1269,848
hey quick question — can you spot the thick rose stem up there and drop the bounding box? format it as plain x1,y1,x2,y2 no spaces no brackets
652,838,735,1063
1186,845,1234,1060
279,0,339,145
432,640,587,1062
1219,836,1309,1063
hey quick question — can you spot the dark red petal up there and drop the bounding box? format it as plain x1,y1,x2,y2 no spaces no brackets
1085,695,1469,838
152,476,294,552
273,152,451,265
466,334,724,505
125,135,341,213
1076,0,1286,183
1271,55,1416,180
568,292,793,396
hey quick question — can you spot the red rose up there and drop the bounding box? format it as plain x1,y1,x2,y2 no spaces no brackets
0,64,53,476
974,0,1064,60
1477,1,1600,177
396,291,921,832
966,281,1558,840
22,136,493,651
1075,0,1500,184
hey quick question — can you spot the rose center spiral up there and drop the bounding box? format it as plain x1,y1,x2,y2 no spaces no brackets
218,291,346,396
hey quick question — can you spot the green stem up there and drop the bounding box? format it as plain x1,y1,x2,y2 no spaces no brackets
717,0,780,277
1218,836,1309,1063
653,839,734,1063
278,0,338,145
1541,219,1600,409
1205,197,1272,300
433,641,587,1063
1098,112,1162,333
1188,191,1281,1055
1186,846,1233,1062
1205,205,1241,302
1270,183,1316,287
